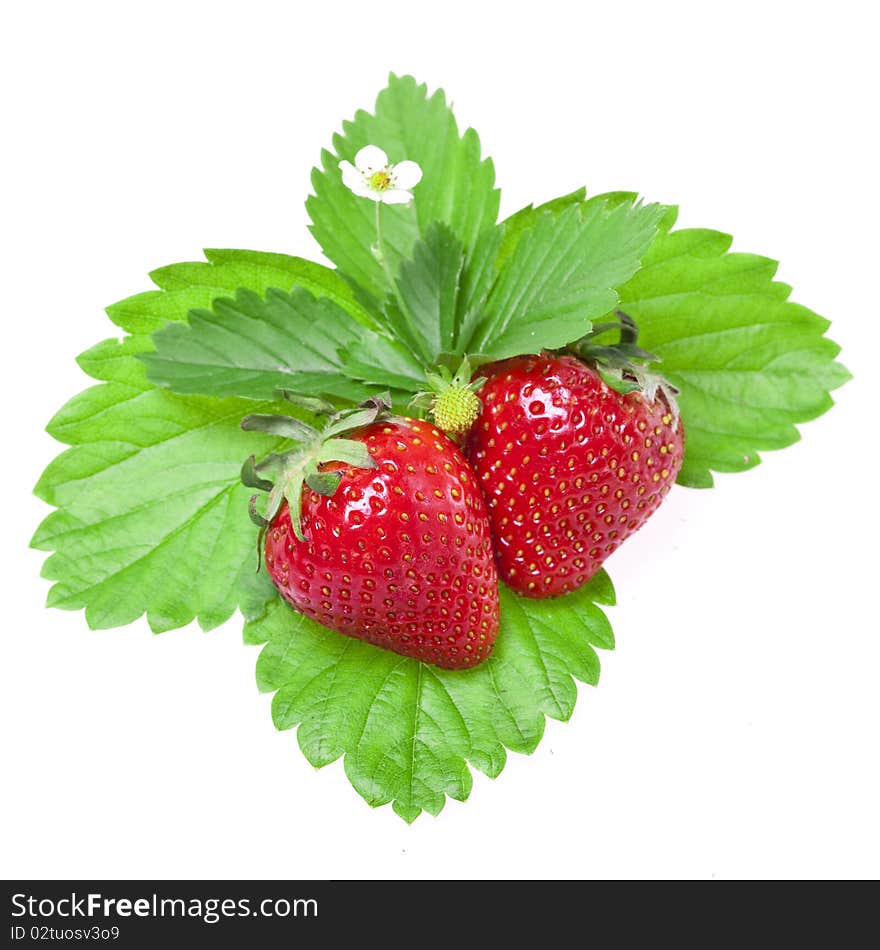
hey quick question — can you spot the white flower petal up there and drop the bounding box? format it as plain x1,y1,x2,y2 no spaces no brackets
355,145,388,174
350,181,375,199
339,160,366,194
380,189,414,205
391,160,422,190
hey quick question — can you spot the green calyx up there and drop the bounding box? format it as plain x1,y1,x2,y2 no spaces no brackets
411,357,486,440
565,310,681,427
241,392,390,543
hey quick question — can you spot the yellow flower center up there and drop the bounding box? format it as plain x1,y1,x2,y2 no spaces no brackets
369,170,392,191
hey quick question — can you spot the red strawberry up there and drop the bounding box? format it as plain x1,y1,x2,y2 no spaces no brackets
464,352,684,598
246,401,499,669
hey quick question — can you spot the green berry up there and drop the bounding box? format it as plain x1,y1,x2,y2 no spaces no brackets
433,385,481,437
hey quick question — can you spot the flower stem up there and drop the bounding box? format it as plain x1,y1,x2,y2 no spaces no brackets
374,201,396,291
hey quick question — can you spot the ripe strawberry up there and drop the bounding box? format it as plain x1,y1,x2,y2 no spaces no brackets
464,351,684,598
244,399,499,669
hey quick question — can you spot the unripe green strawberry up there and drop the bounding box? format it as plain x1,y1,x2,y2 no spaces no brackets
411,357,487,442
432,384,482,438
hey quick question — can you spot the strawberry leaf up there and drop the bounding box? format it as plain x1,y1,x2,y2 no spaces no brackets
496,186,587,268
32,378,283,631
141,288,400,400
452,227,504,356
142,286,427,401
463,197,665,360
249,574,614,822
34,249,366,631
82,249,374,389
615,210,851,486
109,249,373,338
307,73,499,304
383,221,465,363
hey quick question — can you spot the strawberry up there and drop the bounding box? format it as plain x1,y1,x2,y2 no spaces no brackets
464,326,684,598
244,397,499,669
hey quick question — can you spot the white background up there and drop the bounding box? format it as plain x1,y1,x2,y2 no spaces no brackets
2,0,878,880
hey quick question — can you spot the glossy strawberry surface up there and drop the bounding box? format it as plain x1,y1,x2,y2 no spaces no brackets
264,419,499,669
466,354,684,597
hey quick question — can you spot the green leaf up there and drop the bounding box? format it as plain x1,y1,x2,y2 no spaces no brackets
141,286,427,402
36,248,364,631
79,249,376,392
387,222,465,363
32,376,284,632
249,573,615,822
464,198,665,360
454,227,504,356
307,73,499,303
140,288,367,401
496,186,587,268
615,211,851,487
76,335,156,385
335,336,433,396
108,248,374,338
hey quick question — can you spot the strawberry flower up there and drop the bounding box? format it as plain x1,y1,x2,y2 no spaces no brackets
339,145,422,204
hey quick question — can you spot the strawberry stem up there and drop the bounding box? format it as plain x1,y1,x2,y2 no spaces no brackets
241,395,392,545
564,311,681,426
